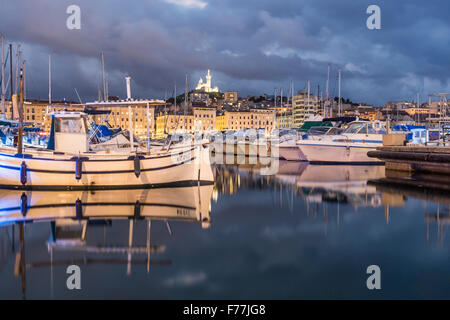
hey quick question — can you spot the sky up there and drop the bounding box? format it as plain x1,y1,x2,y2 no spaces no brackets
0,0,449,106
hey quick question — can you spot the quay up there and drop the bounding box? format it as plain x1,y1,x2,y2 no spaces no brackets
368,145,450,175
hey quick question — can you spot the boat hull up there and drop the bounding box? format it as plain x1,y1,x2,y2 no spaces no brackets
297,142,384,164
278,141,307,161
0,145,214,190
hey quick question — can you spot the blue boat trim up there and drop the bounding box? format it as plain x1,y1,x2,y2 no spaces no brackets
0,202,197,213
0,146,196,162
0,179,214,191
296,143,378,149
0,156,197,175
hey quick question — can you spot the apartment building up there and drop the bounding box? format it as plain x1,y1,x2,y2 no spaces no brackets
292,91,321,127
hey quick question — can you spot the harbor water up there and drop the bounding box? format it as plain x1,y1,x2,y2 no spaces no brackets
0,162,448,299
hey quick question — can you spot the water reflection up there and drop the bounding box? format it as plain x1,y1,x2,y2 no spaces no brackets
0,163,448,299
0,186,213,299
215,161,385,208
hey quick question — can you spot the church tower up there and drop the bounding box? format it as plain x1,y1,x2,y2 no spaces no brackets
206,69,212,88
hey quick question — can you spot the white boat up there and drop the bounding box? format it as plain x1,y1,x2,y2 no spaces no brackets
278,139,307,161
0,112,214,190
297,121,385,164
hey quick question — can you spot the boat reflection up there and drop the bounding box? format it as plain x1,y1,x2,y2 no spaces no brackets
0,185,214,298
214,161,386,208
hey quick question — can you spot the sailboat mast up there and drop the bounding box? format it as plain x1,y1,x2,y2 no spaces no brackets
18,66,24,154
173,83,178,131
338,69,341,117
307,80,310,110
1,33,5,116
9,44,13,101
326,64,330,117
48,55,52,110
291,80,294,128
22,59,26,120
101,52,106,101
280,88,283,128
274,88,277,129
184,73,188,131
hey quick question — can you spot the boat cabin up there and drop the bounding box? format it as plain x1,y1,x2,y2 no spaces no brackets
50,112,90,154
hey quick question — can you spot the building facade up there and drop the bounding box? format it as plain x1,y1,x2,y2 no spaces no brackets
224,91,238,103
293,92,321,127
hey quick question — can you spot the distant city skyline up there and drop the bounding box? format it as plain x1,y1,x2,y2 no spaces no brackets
1,0,450,107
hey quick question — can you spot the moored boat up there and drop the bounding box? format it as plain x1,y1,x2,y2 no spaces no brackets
0,111,214,190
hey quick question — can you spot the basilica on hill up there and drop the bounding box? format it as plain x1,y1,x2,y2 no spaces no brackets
195,69,220,93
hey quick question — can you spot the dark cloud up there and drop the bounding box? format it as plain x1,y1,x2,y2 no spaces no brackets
0,0,449,105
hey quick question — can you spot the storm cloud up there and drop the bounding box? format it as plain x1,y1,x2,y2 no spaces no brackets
0,0,449,106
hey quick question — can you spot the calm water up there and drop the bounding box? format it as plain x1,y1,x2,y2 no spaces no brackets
0,162,448,299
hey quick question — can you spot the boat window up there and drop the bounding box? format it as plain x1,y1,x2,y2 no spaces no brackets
55,118,85,134
326,127,341,135
345,122,366,134
367,124,377,134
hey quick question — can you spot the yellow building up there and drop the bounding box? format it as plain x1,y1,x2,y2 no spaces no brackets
3,99,166,139
155,114,194,136
404,107,430,116
275,114,293,129
218,109,275,131
193,106,216,132
216,113,226,131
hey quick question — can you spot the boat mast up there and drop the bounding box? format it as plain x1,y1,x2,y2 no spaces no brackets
291,80,294,128
146,102,150,152
9,44,13,101
307,80,310,120
184,73,188,132
48,55,52,113
280,88,283,128
23,59,26,102
417,92,420,124
274,88,277,129
1,33,5,117
14,45,21,95
338,69,341,117
101,52,106,101
326,64,330,117
173,83,178,131
18,66,24,154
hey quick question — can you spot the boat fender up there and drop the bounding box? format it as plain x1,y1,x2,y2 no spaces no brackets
134,156,141,178
75,157,83,180
134,200,141,219
20,161,27,185
20,193,28,217
75,199,83,220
